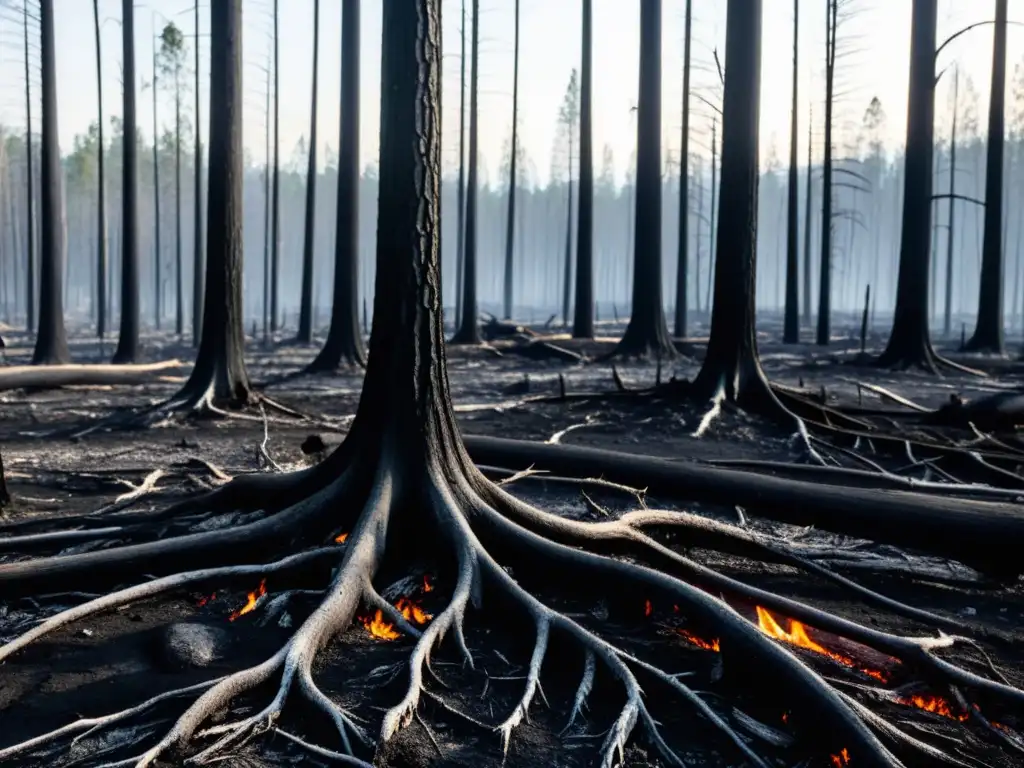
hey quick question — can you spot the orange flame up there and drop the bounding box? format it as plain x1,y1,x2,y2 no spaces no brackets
228,579,267,621
363,609,401,640
334,532,349,543
644,599,653,617
897,694,968,721
197,592,216,607
423,574,434,593
677,628,721,652
396,597,432,625
830,748,851,766
755,606,888,682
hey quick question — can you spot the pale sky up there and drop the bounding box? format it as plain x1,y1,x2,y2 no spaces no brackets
1,0,1021,187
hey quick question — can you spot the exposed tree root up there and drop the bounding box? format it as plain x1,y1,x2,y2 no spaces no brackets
1,447,1020,767
0,360,186,393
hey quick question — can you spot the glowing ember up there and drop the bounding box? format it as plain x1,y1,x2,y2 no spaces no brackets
228,579,267,621
334,532,349,543
830,748,851,766
755,606,888,682
676,628,720,652
423,574,434,593
644,599,653,617
196,593,216,607
396,597,432,625
363,610,401,640
897,694,968,721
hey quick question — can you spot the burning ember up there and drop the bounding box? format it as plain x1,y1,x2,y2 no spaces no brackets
830,748,851,766
196,593,216,607
755,607,888,682
423,574,434,593
645,599,653,617
364,610,401,640
228,579,267,622
897,693,968,721
677,628,720,652
334,532,349,543
361,595,432,640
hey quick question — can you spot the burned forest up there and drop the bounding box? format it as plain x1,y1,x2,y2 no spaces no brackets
4,1,1024,767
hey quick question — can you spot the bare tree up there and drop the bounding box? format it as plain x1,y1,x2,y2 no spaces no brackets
296,0,321,344
92,0,108,343
783,0,800,343
502,0,520,322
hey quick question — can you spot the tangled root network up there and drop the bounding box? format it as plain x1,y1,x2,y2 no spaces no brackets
0,438,1021,768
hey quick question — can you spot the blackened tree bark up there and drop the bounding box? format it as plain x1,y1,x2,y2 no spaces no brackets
454,0,467,327
802,108,813,325
815,0,837,346
309,0,365,371
877,0,942,370
502,0,520,322
32,0,70,366
690,0,775,412
23,1,35,335
270,0,281,334
152,42,162,332
607,0,674,359
561,92,575,327
573,0,594,338
783,0,800,343
450,0,481,344
672,0,692,340
113,0,140,364
93,0,108,342
192,0,204,346
170,0,252,408
297,0,321,345
174,64,183,337
964,0,1007,354
944,69,959,339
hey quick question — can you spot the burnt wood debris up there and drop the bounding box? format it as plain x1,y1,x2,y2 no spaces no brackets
1,1,1024,767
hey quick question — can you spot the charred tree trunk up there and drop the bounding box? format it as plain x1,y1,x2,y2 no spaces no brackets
152,43,162,332
171,0,252,408
783,0,800,344
270,0,281,334
309,0,365,371
815,0,836,346
93,0,108,342
690,0,774,411
964,0,1007,354
672,0,692,340
573,0,594,338
174,88,183,338
32,0,70,366
113,0,140,364
607,0,674,360
263,55,272,345
944,69,959,339
192,1,204,347
450,0,481,345
561,131,574,327
23,2,35,335
454,0,467,328
802,107,813,326
877,0,940,370
297,0,320,345
502,0,519,322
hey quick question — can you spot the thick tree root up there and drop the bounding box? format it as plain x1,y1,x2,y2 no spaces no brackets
0,453,1020,767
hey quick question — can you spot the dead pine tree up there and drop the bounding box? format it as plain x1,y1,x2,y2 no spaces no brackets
782,0,800,344
5,4,1024,768
296,0,321,346
307,0,366,371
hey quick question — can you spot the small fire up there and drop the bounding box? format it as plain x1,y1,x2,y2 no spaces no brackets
228,579,267,621
830,748,851,766
197,592,216,607
677,628,721,652
334,532,349,543
755,606,888,682
363,610,401,640
897,694,968,721
423,574,434,593
396,597,432,625
644,599,653,617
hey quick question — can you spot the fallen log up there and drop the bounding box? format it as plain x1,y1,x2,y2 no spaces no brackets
0,360,186,392
462,435,1024,578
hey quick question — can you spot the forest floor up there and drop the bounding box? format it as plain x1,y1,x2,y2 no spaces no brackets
0,316,1022,767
